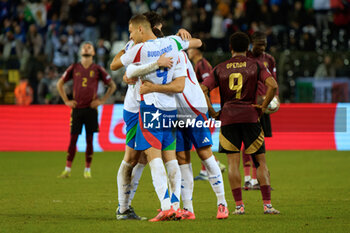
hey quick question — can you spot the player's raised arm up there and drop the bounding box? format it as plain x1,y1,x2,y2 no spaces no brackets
176,28,192,40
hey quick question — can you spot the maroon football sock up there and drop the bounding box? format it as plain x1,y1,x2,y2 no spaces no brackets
260,185,271,205
201,163,206,172
85,134,93,168
251,162,257,179
242,151,251,177
66,134,79,166
232,188,243,206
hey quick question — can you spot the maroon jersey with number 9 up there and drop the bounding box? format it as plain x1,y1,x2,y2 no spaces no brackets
61,63,111,108
203,55,272,126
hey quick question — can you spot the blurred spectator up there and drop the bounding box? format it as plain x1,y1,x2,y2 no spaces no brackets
37,65,58,104
193,7,211,39
210,9,225,51
114,0,132,41
26,24,43,57
130,0,149,15
13,23,26,43
14,77,33,105
36,70,45,103
300,23,317,51
181,0,195,31
53,34,74,72
1,30,23,61
166,0,182,33
314,55,336,79
82,1,99,43
96,38,109,68
98,0,111,40
68,0,83,24
66,26,80,55
313,0,330,34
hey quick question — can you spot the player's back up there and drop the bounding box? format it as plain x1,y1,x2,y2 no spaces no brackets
215,55,260,105
141,37,179,85
213,55,264,124
140,37,181,110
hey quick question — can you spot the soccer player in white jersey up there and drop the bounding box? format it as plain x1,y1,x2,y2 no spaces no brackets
111,14,187,222
124,13,229,219
111,33,175,220
110,23,201,221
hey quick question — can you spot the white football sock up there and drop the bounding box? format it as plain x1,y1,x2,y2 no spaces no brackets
202,155,227,207
128,163,145,206
84,167,90,172
117,160,133,213
165,159,181,210
251,179,258,185
199,170,208,176
65,167,71,172
180,163,194,213
244,176,251,182
149,158,171,210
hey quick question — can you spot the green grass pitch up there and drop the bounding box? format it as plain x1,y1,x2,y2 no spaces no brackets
0,151,349,233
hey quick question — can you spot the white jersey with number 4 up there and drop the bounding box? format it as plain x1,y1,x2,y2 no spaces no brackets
121,37,186,111
176,51,208,120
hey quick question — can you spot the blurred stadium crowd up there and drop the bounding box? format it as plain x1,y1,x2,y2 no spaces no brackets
1,0,350,104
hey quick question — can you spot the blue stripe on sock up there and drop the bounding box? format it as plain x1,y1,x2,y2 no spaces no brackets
171,193,179,203
163,189,170,199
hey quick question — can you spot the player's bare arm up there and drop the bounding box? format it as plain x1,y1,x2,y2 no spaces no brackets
188,38,202,49
252,76,278,113
56,78,77,108
90,79,117,109
201,84,219,119
140,77,185,94
110,49,126,71
174,28,202,48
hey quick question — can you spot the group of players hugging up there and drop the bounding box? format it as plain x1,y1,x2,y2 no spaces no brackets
56,11,280,222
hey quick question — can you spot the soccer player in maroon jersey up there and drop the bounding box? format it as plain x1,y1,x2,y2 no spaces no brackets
57,41,116,178
243,31,279,190
202,32,280,214
187,45,226,181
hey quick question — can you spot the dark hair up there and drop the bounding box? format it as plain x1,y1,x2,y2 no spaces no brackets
251,31,266,42
230,32,250,52
143,11,163,28
198,42,207,53
152,27,164,38
129,14,151,29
